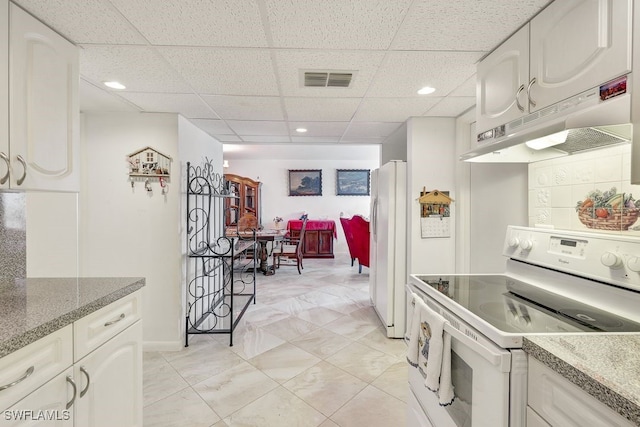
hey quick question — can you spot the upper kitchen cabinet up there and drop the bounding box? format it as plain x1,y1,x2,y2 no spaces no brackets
528,0,632,112
476,25,530,134
6,3,80,192
0,0,8,189
476,0,632,135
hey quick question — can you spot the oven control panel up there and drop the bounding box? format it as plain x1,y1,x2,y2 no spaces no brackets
503,226,640,292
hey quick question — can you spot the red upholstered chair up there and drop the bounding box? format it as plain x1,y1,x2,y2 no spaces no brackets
340,215,370,273
339,217,357,267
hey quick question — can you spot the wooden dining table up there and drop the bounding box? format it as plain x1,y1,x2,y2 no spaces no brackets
254,230,286,275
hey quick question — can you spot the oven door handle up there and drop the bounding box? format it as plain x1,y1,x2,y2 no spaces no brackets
443,323,511,372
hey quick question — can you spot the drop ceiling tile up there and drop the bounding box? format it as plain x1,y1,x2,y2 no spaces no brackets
284,98,361,122
157,47,279,96
340,137,385,144
79,80,140,113
367,51,482,98
117,93,218,119
449,75,477,97
353,97,440,122
108,0,268,47
291,136,341,143
80,46,192,93
213,135,242,142
12,0,146,44
190,119,235,135
226,121,289,136
240,136,292,143
343,122,403,139
201,96,284,121
392,0,550,51
288,122,349,137
274,50,385,97
424,97,476,117
265,0,412,49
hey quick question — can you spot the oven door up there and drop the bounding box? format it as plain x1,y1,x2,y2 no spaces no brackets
407,284,516,427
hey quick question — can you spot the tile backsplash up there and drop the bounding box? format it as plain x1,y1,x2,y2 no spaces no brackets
0,192,26,278
528,144,640,236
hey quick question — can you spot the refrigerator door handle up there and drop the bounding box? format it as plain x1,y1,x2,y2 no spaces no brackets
372,198,378,242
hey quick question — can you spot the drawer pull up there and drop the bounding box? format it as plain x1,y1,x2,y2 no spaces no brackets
104,313,125,327
16,155,27,186
0,366,35,391
79,366,90,398
66,376,77,409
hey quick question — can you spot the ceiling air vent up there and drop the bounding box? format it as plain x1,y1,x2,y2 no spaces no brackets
302,70,355,88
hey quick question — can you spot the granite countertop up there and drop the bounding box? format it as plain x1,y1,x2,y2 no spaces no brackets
0,277,145,358
524,334,640,425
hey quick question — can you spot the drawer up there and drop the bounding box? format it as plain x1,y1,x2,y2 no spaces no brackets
74,291,141,361
528,357,634,427
0,325,73,410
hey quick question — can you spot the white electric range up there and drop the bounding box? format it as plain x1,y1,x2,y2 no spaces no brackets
406,225,640,427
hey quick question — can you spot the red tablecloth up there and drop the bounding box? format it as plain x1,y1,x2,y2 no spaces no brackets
287,220,337,239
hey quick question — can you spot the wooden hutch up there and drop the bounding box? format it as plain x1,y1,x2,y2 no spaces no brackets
224,174,262,227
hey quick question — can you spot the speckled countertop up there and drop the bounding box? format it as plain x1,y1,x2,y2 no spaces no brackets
524,335,640,425
0,277,145,358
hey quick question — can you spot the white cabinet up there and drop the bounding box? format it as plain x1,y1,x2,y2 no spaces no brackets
0,292,142,427
476,24,529,134
0,0,7,189
3,368,74,427
74,322,142,427
2,3,79,192
527,357,634,427
476,0,632,135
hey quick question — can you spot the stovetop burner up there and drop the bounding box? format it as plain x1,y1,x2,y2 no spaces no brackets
416,274,640,334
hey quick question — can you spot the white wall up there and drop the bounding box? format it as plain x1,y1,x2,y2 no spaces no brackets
224,145,379,255
80,112,222,351
406,117,457,274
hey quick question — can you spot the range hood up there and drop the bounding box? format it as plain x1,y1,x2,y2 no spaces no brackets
461,82,634,165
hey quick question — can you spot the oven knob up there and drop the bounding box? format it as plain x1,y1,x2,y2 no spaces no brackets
627,256,640,272
601,252,623,269
508,237,520,248
519,239,533,251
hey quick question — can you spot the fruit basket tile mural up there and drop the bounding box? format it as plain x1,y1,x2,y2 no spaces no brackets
576,187,640,231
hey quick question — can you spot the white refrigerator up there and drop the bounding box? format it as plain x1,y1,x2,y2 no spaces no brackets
369,160,407,338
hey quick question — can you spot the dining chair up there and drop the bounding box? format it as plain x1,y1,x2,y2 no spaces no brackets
273,218,307,274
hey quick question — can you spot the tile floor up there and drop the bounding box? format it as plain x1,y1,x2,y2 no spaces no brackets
143,257,408,427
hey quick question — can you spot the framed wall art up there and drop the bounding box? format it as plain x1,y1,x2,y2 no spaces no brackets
288,169,322,196
336,169,370,196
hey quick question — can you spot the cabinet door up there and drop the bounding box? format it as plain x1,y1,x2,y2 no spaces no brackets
476,24,529,134
0,0,8,190
3,368,74,427
74,322,142,427
318,230,333,255
9,4,79,192
303,231,319,256
529,0,632,112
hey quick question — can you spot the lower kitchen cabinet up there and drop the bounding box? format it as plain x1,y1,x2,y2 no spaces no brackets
0,291,142,427
3,368,74,427
74,321,142,427
527,357,634,427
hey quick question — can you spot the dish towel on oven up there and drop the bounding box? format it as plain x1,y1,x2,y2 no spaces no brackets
406,291,455,406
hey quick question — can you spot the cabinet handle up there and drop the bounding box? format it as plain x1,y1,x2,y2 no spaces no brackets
79,366,90,398
0,152,9,185
66,376,77,409
104,313,125,327
527,77,537,108
0,366,34,391
515,84,525,112
16,155,27,186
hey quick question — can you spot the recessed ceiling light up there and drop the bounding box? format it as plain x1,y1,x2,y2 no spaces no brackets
103,81,126,90
417,86,436,95
295,128,308,133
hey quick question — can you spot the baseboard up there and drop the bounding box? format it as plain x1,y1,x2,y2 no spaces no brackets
143,340,183,352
